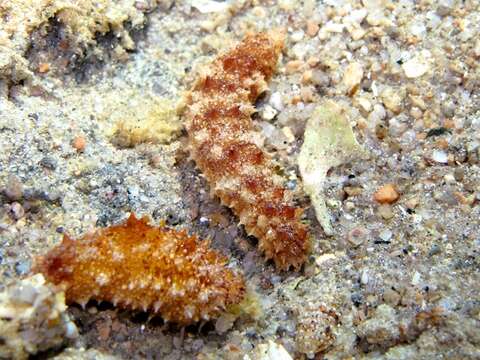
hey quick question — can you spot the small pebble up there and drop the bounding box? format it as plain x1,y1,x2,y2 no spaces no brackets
373,184,400,204
345,201,355,211
347,227,367,247
306,20,319,37
428,244,441,256
290,30,304,42
39,156,57,170
361,270,369,285
402,56,429,78
343,62,363,95
12,283,38,304
453,168,464,182
379,229,393,242
5,175,23,201
356,97,372,113
381,87,403,114
411,271,421,286
436,5,451,17
65,321,79,338
383,288,401,306
286,60,303,74
375,124,388,140
38,63,50,73
286,179,297,190
9,202,25,220
261,105,278,121
215,313,236,333
405,197,419,210
369,106,387,125
344,186,363,196
15,259,31,276
72,136,87,152
432,149,448,164
311,70,330,87
199,216,209,226
42,190,61,202
351,293,363,306
378,204,394,220
269,92,284,111
191,339,204,352
444,173,455,184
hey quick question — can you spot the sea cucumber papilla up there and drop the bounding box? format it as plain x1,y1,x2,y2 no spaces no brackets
34,214,245,325
185,32,310,270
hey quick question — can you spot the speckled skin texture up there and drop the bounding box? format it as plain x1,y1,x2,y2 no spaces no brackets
35,214,245,325
185,33,310,271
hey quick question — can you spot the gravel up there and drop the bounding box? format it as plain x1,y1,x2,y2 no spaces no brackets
1,0,479,359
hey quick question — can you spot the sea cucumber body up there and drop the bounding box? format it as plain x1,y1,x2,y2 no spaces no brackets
36,214,245,325
185,33,310,270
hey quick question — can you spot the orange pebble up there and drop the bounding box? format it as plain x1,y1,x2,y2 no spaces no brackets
373,184,400,204
306,20,319,37
72,136,86,152
38,63,50,73
285,60,304,74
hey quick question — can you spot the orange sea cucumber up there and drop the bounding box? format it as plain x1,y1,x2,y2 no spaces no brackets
185,32,310,270
34,214,245,325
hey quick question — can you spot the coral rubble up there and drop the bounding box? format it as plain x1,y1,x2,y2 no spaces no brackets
35,214,245,325
0,0,163,87
106,90,181,148
0,274,78,360
185,32,310,271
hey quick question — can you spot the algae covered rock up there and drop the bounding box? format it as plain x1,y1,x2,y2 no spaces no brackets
0,274,78,360
106,90,182,148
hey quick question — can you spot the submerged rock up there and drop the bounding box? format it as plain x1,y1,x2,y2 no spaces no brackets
0,274,78,360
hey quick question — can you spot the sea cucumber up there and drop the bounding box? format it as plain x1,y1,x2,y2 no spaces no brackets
185,32,310,270
34,214,245,325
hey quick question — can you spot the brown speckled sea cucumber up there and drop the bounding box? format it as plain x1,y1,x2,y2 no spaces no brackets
35,214,245,325
185,32,310,270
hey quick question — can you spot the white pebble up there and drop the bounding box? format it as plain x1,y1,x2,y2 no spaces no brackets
432,149,448,164
444,173,456,184
12,284,38,304
323,21,344,33
379,229,393,242
411,271,421,286
269,92,284,111
290,30,304,42
409,22,426,37
357,97,372,113
345,9,368,25
191,0,230,13
65,321,79,338
388,117,407,137
361,270,369,285
402,54,430,78
343,62,363,94
261,105,278,121
368,103,386,123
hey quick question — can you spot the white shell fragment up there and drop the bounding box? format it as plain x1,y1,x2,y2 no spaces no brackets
343,62,364,95
189,0,231,13
432,149,448,164
298,101,365,236
402,51,431,78
249,340,293,360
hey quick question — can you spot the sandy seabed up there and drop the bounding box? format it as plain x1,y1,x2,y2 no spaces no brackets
0,0,479,359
